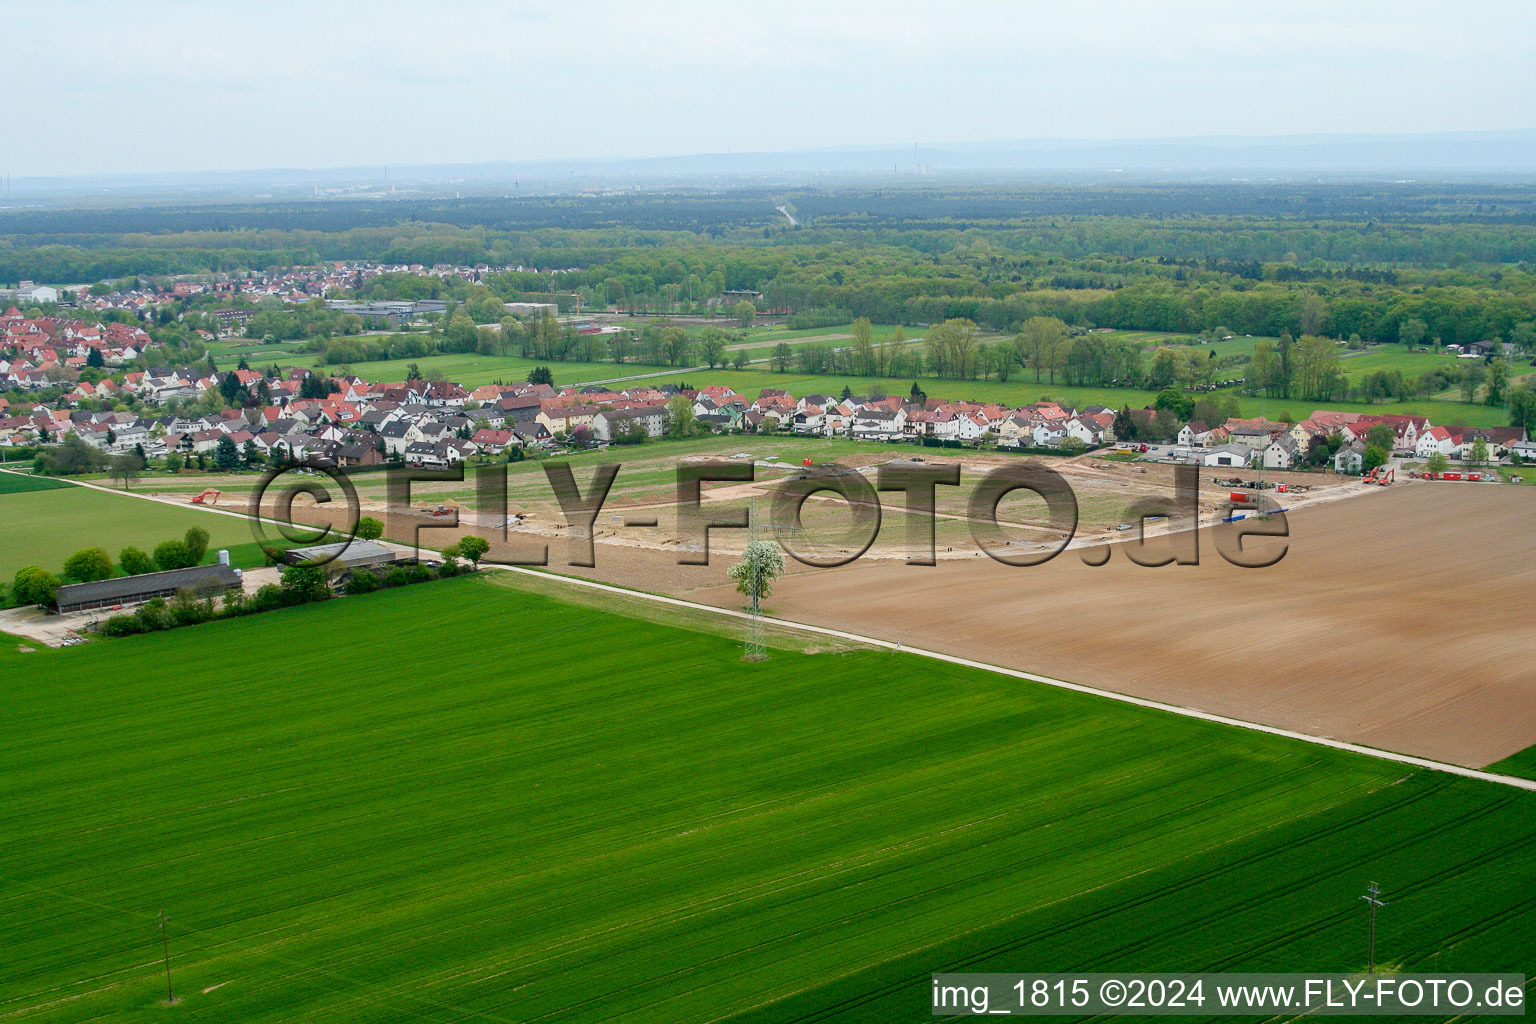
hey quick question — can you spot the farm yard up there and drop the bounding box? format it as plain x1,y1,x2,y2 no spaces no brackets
4,574,1536,1023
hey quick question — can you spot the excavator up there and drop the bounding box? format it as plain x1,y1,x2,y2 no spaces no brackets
1361,467,1395,486
190,489,220,505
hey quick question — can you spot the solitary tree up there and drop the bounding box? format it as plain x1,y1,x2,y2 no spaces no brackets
457,536,490,568
355,516,384,541
1426,451,1450,476
728,540,785,617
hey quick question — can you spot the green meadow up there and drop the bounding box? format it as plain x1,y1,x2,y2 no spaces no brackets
0,483,269,579
3,574,1534,1022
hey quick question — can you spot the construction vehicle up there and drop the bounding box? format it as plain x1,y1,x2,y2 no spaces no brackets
1377,467,1395,486
1361,466,1381,484
190,489,220,505
418,503,454,517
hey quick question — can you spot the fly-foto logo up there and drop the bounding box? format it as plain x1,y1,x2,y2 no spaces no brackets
249,458,1288,570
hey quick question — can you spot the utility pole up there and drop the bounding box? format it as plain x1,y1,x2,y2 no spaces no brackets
158,910,176,1004
1361,881,1387,974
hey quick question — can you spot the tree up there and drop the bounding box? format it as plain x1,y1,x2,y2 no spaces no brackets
849,317,876,375
12,567,61,607
1509,385,1536,432
1019,317,1069,384
728,540,785,616
1469,438,1489,466
1426,451,1450,476
731,348,750,370
62,547,114,583
1113,405,1136,441
164,450,183,473
119,546,154,576
1363,445,1389,471
697,327,728,369
355,516,384,541
661,326,692,366
184,527,210,566
1299,293,1331,336
1461,364,1485,403
1365,424,1395,452
458,536,490,567
279,564,331,603
1399,318,1429,347
214,434,240,470
153,539,192,571
528,365,555,387
108,454,142,489
86,346,105,368
1486,358,1509,407
1154,388,1194,421
666,394,699,437
733,299,756,328
771,343,794,372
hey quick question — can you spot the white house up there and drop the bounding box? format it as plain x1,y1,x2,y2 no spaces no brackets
1414,426,1456,458
1263,434,1299,470
1202,443,1255,468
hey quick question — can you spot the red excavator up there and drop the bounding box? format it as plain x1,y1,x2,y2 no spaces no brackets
190,489,220,505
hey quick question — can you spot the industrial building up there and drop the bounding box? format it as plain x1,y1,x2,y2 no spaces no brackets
54,563,244,615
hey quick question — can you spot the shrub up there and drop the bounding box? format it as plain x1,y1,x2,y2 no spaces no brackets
169,591,215,628
132,599,172,633
99,614,143,638
406,564,434,584
344,571,380,595
252,583,287,612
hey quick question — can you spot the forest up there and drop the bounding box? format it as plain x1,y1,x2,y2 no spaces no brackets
4,183,1536,424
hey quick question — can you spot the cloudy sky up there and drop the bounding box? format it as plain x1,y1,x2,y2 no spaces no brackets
16,0,1535,176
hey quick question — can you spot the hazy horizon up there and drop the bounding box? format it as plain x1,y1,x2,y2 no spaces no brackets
16,0,1536,179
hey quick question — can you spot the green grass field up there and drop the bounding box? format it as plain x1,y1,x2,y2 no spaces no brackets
0,484,268,579
0,472,73,494
1489,745,1536,780
4,574,1534,1022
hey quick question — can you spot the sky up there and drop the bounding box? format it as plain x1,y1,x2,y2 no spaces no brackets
14,0,1536,177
